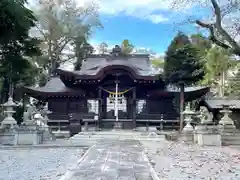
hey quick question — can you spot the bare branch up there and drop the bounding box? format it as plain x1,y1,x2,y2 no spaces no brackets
195,20,231,49
210,0,239,49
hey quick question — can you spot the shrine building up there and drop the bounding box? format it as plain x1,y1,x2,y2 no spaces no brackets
23,46,209,130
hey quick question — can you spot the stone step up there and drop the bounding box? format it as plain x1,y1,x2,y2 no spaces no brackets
222,141,240,145
71,136,163,141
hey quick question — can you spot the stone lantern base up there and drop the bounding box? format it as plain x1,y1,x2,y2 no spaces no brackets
194,125,221,146
179,131,194,144
0,125,44,145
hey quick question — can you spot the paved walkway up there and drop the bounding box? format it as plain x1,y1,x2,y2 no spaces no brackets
64,140,154,180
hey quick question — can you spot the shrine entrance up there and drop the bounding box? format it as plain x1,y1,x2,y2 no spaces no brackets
98,72,137,129
100,83,134,120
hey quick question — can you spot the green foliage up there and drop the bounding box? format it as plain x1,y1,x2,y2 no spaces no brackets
73,36,94,70
227,70,240,97
0,0,36,44
166,45,205,86
121,39,134,55
164,33,205,86
0,0,41,102
151,58,164,69
33,0,101,76
38,73,48,87
151,57,164,75
190,34,212,58
164,32,191,80
201,46,234,85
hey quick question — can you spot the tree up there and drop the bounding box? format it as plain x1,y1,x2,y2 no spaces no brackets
73,36,94,70
166,45,205,85
164,34,205,131
152,57,164,68
151,57,164,74
31,0,101,77
164,32,191,79
190,34,212,57
172,0,240,56
202,46,236,96
98,42,108,54
121,39,134,55
0,0,41,102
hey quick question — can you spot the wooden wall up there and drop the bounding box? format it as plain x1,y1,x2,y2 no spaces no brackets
137,97,179,120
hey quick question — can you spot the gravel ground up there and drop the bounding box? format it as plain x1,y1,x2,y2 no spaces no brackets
0,147,86,180
142,140,240,180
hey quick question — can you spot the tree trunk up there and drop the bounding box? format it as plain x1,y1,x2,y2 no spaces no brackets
219,72,225,97
47,39,52,80
179,83,185,132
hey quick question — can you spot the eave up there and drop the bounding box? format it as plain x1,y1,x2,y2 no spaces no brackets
23,77,86,100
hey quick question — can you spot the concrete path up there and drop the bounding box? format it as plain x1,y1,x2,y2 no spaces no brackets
61,140,155,180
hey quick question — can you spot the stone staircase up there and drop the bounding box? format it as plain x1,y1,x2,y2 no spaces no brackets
69,131,165,146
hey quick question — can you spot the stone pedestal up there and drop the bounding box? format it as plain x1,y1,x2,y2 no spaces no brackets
0,127,18,145
17,129,43,145
113,122,123,130
179,132,194,144
0,125,44,145
194,125,221,146
39,126,55,141
197,133,221,146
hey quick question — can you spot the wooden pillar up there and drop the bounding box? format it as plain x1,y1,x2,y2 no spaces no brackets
126,96,131,119
97,87,102,129
132,87,137,129
102,97,107,119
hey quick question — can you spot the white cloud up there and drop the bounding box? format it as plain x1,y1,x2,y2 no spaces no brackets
77,0,196,23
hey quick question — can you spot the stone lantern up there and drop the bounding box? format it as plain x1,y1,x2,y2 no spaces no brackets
218,104,236,135
218,104,235,127
1,97,18,128
179,103,198,144
182,103,197,132
193,106,221,146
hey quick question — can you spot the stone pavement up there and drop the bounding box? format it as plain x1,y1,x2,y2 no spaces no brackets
61,139,155,180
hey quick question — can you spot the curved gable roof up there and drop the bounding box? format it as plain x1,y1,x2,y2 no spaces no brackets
23,77,85,99
56,54,162,80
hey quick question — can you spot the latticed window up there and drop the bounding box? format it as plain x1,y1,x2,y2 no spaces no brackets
137,100,146,114
87,100,99,114
107,97,127,112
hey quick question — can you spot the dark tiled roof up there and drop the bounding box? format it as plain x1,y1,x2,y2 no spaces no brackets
166,86,209,92
204,99,240,109
56,54,161,80
24,77,85,96
79,55,154,76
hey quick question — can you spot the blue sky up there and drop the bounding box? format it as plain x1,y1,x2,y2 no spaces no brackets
87,0,211,55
